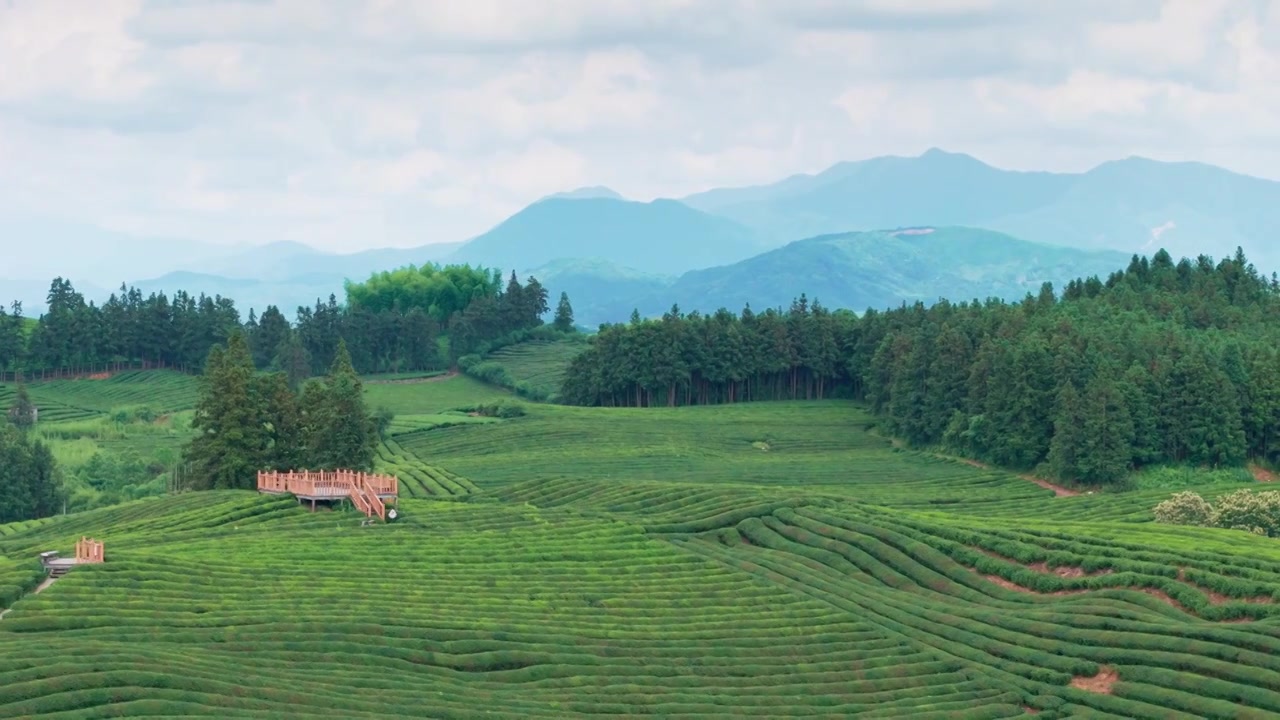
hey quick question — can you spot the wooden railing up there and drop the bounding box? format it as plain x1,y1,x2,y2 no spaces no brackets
256,470,396,521
75,537,104,564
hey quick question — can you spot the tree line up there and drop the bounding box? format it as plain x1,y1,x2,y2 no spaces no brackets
560,298,855,407
561,247,1280,485
0,263,567,382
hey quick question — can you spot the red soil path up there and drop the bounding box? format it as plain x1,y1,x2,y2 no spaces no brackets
1070,667,1118,694
950,456,1080,496
1250,464,1279,483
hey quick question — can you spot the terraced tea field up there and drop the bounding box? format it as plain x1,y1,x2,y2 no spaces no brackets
363,373,512,415
2,400,1280,717
0,370,199,419
480,339,585,397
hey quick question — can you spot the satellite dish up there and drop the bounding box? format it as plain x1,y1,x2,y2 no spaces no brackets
388,508,398,521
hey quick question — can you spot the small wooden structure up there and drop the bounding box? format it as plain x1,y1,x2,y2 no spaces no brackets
75,537,105,563
257,470,398,521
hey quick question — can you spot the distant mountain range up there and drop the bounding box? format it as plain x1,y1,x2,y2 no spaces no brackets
539,227,1134,326
680,149,1280,268
4,148,1278,323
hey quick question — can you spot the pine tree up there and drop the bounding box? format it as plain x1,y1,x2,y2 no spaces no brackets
258,371,303,471
273,333,311,391
7,383,36,430
301,339,376,471
523,276,550,327
252,305,291,369
0,424,63,522
183,333,271,490
1076,372,1134,484
553,292,575,332
1046,383,1084,480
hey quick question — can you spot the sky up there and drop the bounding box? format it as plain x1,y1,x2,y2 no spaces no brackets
2,0,1279,253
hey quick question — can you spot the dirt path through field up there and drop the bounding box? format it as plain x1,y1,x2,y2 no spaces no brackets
365,371,459,385
946,455,1080,497
1250,464,1279,483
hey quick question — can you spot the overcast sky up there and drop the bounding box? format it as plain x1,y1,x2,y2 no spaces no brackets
2,0,1278,253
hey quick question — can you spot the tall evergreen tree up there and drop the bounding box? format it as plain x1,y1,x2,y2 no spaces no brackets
252,305,292,369
1076,371,1134,483
273,333,312,391
183,333,271,490
552,292,575,332
300,340,376,471
0,424,63,522
7,383,36,430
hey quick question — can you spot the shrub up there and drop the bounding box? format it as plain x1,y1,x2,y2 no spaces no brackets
1153,491,1214,527
1211,489,1280,537
1153,489,1280,537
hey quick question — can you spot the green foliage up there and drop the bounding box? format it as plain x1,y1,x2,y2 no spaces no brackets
6,383,35,430
300,340,377,471
464,400,527,419
1210,489,1280,536
563,300,853,407
183,334,272,490
344,263,501,323
1127,466,1253,491
553,290,575,332
0,424,63,523
1152,491,1215,526
1154,489,1280,536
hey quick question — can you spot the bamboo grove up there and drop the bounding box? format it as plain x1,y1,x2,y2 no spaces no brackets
0,264,561,380
562,248,1280,484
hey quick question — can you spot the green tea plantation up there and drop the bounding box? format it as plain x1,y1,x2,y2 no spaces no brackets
2,385,1280,717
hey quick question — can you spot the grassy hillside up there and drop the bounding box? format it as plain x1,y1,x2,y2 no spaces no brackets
1,399,1278,716
460,338,587,401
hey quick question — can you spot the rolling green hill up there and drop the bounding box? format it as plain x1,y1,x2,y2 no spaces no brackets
2,399,1278,717
639,226,1131,317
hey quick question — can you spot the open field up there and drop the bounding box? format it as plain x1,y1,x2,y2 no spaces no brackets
3,397,1280,717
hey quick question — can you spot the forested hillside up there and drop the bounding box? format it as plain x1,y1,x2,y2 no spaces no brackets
562,248,1280,484
0,264,559,381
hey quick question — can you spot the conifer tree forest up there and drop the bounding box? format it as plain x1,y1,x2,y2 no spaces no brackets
181,334,379,491
0,263,553,381
561,249,1280,484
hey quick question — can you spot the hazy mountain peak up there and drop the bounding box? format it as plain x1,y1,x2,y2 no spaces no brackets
542,186,625,202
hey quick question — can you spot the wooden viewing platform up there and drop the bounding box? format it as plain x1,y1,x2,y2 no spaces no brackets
257,470,398,521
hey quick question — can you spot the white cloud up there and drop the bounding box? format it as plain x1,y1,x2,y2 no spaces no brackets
1,0,1279,256
0,0,150,103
